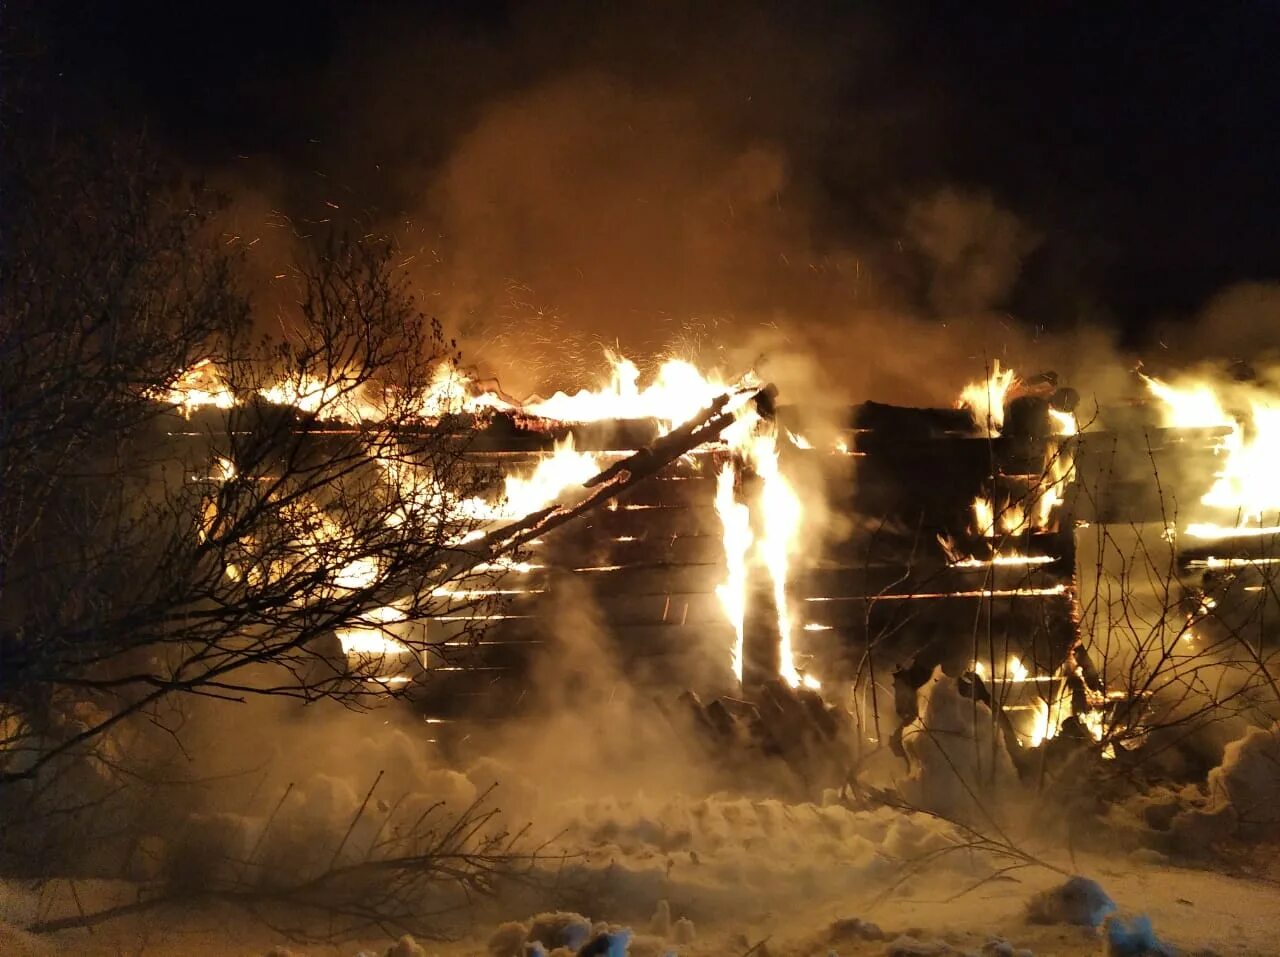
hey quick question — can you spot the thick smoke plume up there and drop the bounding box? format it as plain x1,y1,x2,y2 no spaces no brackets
185,1,1142,406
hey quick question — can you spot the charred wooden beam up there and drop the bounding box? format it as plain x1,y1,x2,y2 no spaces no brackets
852,401,978,438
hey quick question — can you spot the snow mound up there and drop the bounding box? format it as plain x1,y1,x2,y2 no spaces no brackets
827,916,885,943
898,669,1019,824
526,912,594,951
883,935,954,956
647,899,671,938
1025,876,1116,927
982,939,1034,957
537,789,975,918
385,934,428,957
1204,722,1280,836
671,917,695,944
488,921,530,957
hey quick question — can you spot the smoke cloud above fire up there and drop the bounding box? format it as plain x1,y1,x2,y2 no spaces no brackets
27,1,1280,406
178,1,1132,406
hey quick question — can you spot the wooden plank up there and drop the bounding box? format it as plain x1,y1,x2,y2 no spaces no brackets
797,562,1072,599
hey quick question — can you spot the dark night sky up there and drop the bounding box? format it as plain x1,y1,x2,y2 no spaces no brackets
10,1,1280,375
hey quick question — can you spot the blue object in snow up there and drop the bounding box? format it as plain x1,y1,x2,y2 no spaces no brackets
1105,914,1172,956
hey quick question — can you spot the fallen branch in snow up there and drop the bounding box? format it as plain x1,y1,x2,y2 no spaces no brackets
28,781,563,942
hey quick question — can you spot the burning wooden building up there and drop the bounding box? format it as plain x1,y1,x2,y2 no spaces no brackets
156,356,1275,772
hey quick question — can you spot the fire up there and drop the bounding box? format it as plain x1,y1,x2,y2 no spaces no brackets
1143,374,1280,526
1029,685,1073,747
714,462,753,683
1185,523,1280,539
161,359,512,425
154,359,236,414
1048,408,1078,435
958,359,1018,437
953,362,1076,548
258,372,383,424
524,351,734,432
335,604,413,661
970,493,1030,537
711,403,816,689
969,445,1074,540
1141,375,1232,429
455,436,603,525
176,348,818,692
1034,440,1076,528
1201,400,1280,521
413,361,515,418
1005,655,1030,682
948,554,1054,569
747,426,813,690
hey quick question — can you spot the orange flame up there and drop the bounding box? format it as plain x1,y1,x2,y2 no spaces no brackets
958,360,1018,437
714,461,753,683
1143,374,1280,527
524,351,733,432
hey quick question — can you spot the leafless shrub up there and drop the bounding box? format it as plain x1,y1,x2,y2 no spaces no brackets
0,134,532,930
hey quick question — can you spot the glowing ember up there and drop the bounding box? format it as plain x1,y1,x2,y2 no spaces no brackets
1185,523,1280,539
958,360,1018,437
948,554,1055,569
1190,555,1280,569
806,584,1068,601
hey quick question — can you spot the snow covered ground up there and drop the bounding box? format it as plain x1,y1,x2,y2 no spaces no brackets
11,812,1280,956
8,640,1280,955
